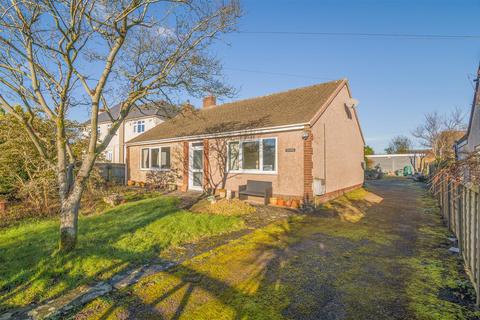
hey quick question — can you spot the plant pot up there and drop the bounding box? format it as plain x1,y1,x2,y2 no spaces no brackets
218,189,226,198
277,198,285,206
127,180,135,186
290,199,300,209
286,199,292,207
269,197,277,205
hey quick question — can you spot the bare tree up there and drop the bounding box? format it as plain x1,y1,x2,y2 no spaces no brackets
0,0,240,252
412,108,466,161
407,150,429,174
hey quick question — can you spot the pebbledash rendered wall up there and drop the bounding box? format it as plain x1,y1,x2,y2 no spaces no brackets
127,130,306,198
206,130,305,198
311,84,365,195
127,141,184,184
127,84,364,199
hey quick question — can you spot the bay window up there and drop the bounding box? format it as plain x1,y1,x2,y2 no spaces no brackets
227,138,277,173
141,147,171,170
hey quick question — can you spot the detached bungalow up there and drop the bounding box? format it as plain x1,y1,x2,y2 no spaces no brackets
126,79,365,202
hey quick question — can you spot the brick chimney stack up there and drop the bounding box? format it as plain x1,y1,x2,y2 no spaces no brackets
203,95,216,108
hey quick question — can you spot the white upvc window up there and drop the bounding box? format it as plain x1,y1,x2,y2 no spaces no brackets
133,120,145,133
227,137,277,174
106,150,113,162
141,147,171,170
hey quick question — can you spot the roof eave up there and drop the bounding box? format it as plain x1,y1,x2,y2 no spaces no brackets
126,122,308,146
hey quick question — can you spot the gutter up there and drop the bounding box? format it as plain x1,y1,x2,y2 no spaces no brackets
366,154,423,158
126,123,309,147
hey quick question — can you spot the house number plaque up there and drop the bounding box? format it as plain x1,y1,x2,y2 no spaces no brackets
285,148,296,152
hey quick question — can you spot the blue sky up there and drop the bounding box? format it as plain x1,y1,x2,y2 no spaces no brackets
210,0,480,153
72,0,480,153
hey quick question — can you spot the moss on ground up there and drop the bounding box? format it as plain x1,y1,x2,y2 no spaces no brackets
71,179,480,319
404,189,480,320
75,219,298,319
190,198,256,216
0,197,244,311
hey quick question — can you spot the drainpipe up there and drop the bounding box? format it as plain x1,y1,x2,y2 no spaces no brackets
124,145,128,185
323,123,327,189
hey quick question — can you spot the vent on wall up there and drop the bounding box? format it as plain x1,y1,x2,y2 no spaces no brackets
313,178,326,196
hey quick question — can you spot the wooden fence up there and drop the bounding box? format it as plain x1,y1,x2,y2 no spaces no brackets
95,163,125,184
434,176,480,305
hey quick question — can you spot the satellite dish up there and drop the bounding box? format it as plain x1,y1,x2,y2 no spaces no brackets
345,98,359,108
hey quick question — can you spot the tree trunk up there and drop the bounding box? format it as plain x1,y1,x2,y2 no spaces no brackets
58,158,95,252
59,193,81,252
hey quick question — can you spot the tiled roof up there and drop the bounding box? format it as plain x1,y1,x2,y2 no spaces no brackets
129,79,344,144
98,102,178,123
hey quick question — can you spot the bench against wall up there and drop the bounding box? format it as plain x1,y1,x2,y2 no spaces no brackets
238,180,272,205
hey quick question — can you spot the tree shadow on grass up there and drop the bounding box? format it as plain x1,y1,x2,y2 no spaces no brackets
0,196,222,311
79,180,469,320
88,222,297,320
86,190,423,320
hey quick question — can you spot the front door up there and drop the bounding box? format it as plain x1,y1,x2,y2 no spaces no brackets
189,142,204,191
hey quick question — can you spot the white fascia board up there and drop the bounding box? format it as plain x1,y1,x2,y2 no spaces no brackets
126,123,308,147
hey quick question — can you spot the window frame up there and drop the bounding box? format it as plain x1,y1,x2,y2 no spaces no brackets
105,150,113,162
140,146,172,171
227,137,278,175
133,120,146,133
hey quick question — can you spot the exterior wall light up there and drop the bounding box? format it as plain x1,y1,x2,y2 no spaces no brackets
302,130,310,140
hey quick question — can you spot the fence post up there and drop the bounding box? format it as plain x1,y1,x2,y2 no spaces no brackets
476,191,480,306
458,185,463,254
447,180,451,230
468,189,472,269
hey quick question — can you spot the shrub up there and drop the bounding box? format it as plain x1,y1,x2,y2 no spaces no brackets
16,168,59,213
365,164,384,180
146,170,180,190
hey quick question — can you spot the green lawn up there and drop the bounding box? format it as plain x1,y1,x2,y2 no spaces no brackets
0,196,245,311
72,184,480,320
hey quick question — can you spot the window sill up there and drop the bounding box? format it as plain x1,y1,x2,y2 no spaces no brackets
227,170,277,175
140,168,171,172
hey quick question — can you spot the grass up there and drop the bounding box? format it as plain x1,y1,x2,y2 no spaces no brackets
74,219,298,320
0,188,166,228
320,187,383,223
190,198,257,216
404,191,480,320
0,196,245,311
72,182,480,319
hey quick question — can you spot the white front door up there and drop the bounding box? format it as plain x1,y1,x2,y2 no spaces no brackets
189,142,204,191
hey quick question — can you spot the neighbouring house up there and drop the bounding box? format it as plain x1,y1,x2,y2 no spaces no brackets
456,63,480,159
367,151,433,175
92,103,177,163
126,79,365,203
